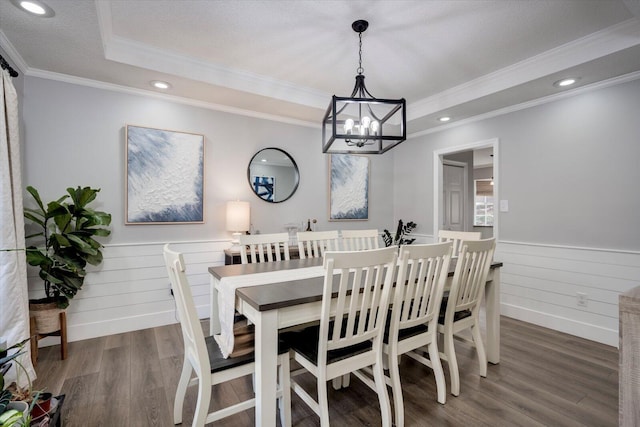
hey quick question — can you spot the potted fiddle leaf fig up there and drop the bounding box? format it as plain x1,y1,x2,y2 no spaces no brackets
23,186,111,334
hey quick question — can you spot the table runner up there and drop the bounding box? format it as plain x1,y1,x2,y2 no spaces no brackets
215,265,324,358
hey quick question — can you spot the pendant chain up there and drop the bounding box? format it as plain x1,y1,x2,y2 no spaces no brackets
357,31,364,75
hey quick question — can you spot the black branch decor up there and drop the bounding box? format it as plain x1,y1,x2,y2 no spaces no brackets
382,219,417,247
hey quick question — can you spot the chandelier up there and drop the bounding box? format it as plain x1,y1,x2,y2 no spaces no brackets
322,20,406,154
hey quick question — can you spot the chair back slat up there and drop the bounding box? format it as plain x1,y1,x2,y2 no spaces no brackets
320,248,397,361
297,230,340,259
341,229,380,251
437,230,481,257
393,243,453,333
448,238,496,314
239,232,290,264
163,244,210,375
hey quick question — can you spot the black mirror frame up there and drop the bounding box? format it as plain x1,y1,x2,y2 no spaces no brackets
247,147,300,203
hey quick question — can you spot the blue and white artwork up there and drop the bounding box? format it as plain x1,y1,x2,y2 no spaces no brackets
330,154,369,220
126,125,204,224
252,175,275,202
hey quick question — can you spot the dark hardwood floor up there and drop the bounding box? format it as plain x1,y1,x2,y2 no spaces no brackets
33,316,618,426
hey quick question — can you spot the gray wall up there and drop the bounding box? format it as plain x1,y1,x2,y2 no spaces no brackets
394,77,640,346
395,78,640,251
22,77,395,243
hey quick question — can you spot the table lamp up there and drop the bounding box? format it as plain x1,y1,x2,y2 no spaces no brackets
226,200,250,248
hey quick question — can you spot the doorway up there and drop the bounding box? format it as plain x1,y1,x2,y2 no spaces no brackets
433,138,499,242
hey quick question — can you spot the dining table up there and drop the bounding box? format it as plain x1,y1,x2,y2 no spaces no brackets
209,256,503,427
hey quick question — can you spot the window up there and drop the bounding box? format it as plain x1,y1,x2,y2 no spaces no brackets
474,179,494,226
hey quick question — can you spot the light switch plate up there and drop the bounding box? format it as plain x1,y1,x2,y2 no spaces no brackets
499,199,509,212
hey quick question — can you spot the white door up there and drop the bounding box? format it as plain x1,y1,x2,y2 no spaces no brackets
443,162,466,231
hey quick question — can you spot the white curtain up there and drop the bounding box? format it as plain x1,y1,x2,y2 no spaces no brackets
0,69,36,385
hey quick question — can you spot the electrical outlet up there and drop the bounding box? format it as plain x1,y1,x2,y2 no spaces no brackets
576,292,588,308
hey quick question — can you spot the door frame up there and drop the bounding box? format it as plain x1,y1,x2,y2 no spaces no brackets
433,138,499,242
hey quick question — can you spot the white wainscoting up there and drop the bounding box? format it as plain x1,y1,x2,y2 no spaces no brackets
27,239,229,345
29,237,639,349
497,241,640,347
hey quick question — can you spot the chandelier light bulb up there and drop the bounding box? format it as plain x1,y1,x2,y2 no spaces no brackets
361,116,371,128
344,118,354,134
371,121,380,135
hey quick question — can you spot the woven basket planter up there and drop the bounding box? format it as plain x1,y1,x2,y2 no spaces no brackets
29,301,64,334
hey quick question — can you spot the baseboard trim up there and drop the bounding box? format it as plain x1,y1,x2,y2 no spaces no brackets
501,303,618,348
37,304,210,347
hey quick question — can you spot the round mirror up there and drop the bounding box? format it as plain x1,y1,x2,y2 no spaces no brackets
248,147,299,203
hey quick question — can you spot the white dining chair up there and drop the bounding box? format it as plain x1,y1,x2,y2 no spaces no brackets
297,230,340,259
286,247,397,427
163,244,292,427
340,229,380,251
437,237,496,396
437,230,481,256
355,242,452,426
239,232,290,264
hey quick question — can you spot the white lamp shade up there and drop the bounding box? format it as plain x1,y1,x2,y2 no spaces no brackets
226,201,250,232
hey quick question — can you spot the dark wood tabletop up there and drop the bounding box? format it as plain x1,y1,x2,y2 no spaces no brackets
212,257,503,313
209,257,323,280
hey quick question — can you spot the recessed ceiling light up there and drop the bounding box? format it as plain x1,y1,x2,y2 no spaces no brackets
150,80,171,90
11,0,55,17
554,78,579,88
438,116,451,122
261,159,267,162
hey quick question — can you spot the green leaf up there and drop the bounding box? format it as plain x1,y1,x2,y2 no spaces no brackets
68,186,99,208
50,233,71,247
91,228,111,237
26,186,45,212
23,210,45,227
25,249,50,267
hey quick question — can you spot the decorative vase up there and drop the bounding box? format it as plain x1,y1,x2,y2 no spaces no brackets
4,401,29,425
29,300,64,334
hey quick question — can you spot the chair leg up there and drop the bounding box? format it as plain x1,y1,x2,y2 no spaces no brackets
427,340,447,404
444,329,460,396
372,354,392,427
471,322,487,377
194,377,212,427
318,374,330,427
173,357,191,425
387,350,405,427
278,355,292,427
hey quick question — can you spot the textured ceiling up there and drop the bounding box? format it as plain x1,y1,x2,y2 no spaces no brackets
1,0,639,133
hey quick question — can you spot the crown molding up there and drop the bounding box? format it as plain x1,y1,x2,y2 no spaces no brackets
0,29,28,73
408,69,640,139
408,18,640,121
26,68,318,129
95,1,329,110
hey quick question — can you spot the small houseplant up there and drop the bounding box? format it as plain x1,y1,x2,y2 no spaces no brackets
0,339,37,427
382,219,417,247
23,186,111,334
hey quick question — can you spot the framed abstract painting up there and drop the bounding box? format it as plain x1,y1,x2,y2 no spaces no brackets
125,125,205,224
329,154,369,220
